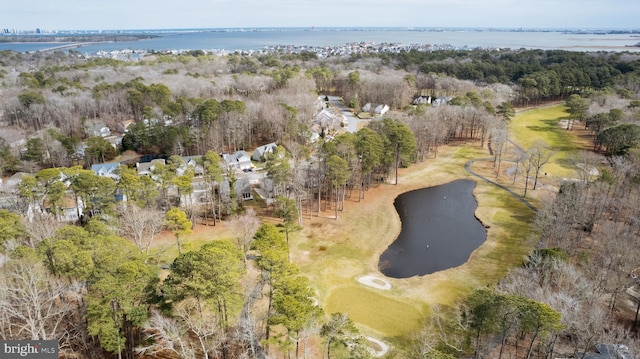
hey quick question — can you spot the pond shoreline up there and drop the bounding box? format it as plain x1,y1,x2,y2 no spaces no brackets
379,179,488,278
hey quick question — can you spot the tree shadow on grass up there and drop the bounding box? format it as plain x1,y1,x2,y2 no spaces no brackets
555,157,580,172
524,119,579,152
526,119,565,132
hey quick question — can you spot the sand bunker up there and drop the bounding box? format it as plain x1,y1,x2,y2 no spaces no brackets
366,336,390,357
356,275,392,290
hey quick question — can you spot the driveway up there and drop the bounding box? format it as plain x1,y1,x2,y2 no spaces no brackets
326,96,368,133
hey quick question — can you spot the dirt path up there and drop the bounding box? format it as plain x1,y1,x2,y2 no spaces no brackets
465,157,537,212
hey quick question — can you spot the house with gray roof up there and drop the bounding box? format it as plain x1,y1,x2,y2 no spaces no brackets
136,158,166,177
178,155,204,176
252,143,278,162
314,108,345,131
222,151,252,171
575,343,633,359
91,162,121,180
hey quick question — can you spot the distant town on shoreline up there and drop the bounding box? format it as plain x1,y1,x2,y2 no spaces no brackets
3,26,640,57
3,26,640,41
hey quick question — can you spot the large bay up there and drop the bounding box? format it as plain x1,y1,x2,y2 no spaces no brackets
1,28,639,53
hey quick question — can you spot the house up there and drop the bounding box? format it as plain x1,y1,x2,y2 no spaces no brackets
116,119,136,133
182,175,252,209
59,195,82,222
432,97,453,107
219,177,253,201
178,156,204,176
90,123,111,137
374,104,389,116
105,136,122,150
222,151,252,172
314,108,345,131
309,131,320,143
413,96,432,105
252,143,278,162
33,192,82,223
362,103,389,116
136,158,166,177
91,162,121,180
575,343,632,359
188,177,209,205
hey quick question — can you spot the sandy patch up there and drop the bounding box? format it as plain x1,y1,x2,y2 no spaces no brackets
366,336,390,357
357,275,392,290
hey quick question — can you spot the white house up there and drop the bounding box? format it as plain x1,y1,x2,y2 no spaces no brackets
363,103,390,116
219,177,253,201
374,104,390,116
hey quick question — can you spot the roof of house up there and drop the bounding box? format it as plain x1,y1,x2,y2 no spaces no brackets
224,151,251,163
253,143,277,160
137,158,166,174
178,156,204,175
182,155,202,163
91,162,120,175
577,344,632,359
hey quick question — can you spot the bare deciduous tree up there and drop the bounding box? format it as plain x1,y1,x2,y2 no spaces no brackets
0,258,84,342
117,205,165,259
23,212,63,247
139,310,195,359
228,208,261,265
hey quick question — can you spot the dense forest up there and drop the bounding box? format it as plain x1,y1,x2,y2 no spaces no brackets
0,46,639,358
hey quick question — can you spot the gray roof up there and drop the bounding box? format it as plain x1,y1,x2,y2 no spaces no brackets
577,344,632,359
91,162,120,174
252,143,277,161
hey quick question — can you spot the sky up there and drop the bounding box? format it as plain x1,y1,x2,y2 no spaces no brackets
1,0,638,31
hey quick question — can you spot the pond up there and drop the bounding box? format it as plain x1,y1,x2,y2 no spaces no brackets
378,179,486,278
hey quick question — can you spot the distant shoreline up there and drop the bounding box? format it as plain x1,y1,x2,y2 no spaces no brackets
3,28,640,55
2,27,640,44
0,34,158,44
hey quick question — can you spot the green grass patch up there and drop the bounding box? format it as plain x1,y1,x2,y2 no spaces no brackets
325,286,423,337
510,105,581,178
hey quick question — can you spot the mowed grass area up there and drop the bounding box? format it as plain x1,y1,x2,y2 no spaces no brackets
293,143,536,342
325,286,423,338
510,104,591,178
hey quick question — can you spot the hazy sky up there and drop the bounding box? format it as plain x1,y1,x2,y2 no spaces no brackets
1,0,638,31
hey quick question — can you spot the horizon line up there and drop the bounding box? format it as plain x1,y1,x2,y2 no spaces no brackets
4,26,640,33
